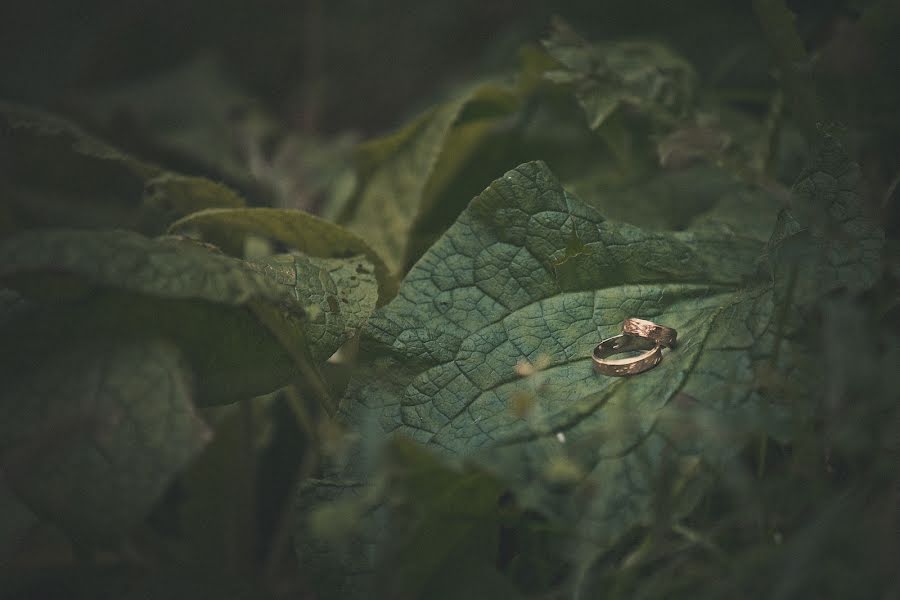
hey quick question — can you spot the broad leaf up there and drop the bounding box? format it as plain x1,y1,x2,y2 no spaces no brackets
0,339,210,541
297,161,788,594
0,230,377,405
0,103,244,237
541,18,696,130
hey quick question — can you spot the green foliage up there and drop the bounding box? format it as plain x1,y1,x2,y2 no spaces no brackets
0,340,209,542
1,3,898,599
0,104,245,236
542,17,697,130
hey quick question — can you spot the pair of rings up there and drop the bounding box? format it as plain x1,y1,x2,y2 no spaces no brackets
592,318,677,377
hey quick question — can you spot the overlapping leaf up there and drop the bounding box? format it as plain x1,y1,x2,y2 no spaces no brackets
169,207,392,300
0,230,377,405
541,18,696,130
340,84,520,275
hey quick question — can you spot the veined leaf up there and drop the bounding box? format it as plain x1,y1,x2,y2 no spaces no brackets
297,161,789,594
0,230,377,405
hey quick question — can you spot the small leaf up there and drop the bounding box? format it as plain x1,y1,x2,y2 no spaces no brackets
541,17,696,130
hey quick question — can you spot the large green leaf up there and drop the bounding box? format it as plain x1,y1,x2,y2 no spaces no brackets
541,18,697,130
0,339,210,541
341,84,520,275
296,161,792,594
0,230,377,405
0,103,244,237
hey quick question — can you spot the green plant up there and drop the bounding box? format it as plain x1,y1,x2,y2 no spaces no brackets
1,4,897,599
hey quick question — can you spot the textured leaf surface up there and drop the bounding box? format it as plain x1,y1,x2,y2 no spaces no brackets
342,84,520,275
0,230,377,404
541,18,696,129
0,340,210,540
298,161,783,593
169,207,391,299
0,103,244,236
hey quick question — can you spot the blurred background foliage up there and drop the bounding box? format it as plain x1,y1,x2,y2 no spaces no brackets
0,0,898,598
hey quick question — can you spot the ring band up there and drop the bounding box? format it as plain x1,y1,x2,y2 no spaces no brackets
591,334,662,376
622,317,677,348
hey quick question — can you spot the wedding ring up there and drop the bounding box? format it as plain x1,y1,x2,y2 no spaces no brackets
622,317,677,348
591,334,663,376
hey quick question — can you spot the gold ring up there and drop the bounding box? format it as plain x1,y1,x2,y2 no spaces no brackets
622,317,677,348
591,334,663,377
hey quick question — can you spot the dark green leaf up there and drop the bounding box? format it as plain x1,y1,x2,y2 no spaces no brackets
0,339,210,541
541,18,697,130
0,230,377,404
767,133,884,306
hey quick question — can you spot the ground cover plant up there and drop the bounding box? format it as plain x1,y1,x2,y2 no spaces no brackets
1,1,898,598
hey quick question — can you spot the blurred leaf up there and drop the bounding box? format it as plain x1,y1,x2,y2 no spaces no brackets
373,438,513,600
178,396,277,571
0,339,210,541
0,103,245,237
567,163,783,237
0,479,39,563
0,230,377,405
73,55,361,212
298,161,792,594
72,56,262,188
541,17,697,130
169,207,393,301
341,83,521,275
767,132,884,307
